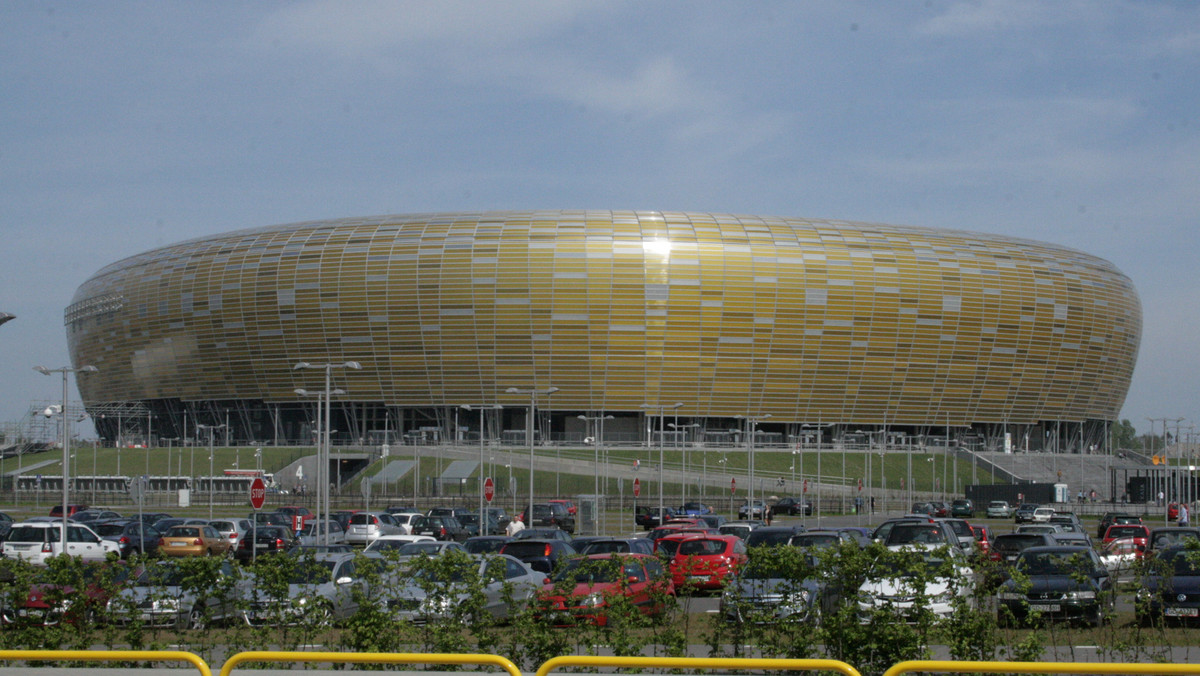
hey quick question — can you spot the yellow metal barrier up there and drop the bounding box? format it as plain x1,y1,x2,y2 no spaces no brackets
884,660,1200,676
219,650,522,676
537,655,863,676
0,649,211,676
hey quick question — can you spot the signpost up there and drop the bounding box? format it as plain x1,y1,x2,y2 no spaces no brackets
484,477,495,503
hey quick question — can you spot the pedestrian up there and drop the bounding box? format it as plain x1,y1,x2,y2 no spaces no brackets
505,515,525,536
1179,503,1190,528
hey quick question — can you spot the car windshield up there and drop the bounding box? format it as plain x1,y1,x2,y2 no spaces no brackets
886,524,946,545
1018,551,1092,575
552,558,629,584
581,541,631,555
791,534,840,549
1163,549,1200,576
678,539,727,556
1108,526,1144,537
290,560,336,584
8,526,58,543
1154,531,1200,548
397,542,447,555
94,523,128,536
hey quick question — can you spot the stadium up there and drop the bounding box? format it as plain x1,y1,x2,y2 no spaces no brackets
65,210,1141,454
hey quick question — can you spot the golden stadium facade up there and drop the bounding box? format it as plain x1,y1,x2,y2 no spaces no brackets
65,210,1141,448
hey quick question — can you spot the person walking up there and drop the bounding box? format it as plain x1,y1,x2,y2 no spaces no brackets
1179,503,1190,528
505,515,525,536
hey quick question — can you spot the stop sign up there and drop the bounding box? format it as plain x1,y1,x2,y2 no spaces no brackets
249,477,266,510
731,477,737,495
483,477,495,503
633,477,641,497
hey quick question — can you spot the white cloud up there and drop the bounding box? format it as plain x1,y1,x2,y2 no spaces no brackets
917,0,1087,37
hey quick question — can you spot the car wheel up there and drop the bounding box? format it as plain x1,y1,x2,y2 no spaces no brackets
178,604,206,631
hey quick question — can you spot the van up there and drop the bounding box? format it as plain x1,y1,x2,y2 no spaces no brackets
2,522,120,565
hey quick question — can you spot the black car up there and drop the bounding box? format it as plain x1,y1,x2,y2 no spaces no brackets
458,513,503,537
1097,512,1141,538
635,506,677,529
990,532,1056,564
1149,527,1200,551
998,545,1113,627
576,537,655,556
1137,545,1200,624
235,525,299,562
499,538,577,575
463,535,513,554
92,519,161,558
410,515,470,542
512,527,573,543
950,499,975,518
1014,503,1041,524
746,525,806,548
772,497,813,516
521,503,576,533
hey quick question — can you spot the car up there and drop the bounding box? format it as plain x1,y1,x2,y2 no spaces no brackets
2,522,120,565
1031,507,1056,523
699,514,728,529
540,553,674,625
92,519,161,559
931,502,951,518
158,524,232,557
721,549,837,623
857,544,975,623
997,545,1114,627
910,502,937,516
1016,524,1062,536
247,512,294,529
363,534,437,554
499,538,577,575
882,521,962,551
576,537,655,556
1102,524,1150,548
1097,512,1141,538
234,525,300,563
1097,536,1142,584
463,536,513,554
297,519,348,546
273,505,314,529
950,499,975,518
345,511,406,547
0,561,141,627
667,534,748,591
679,502,713,516
387,511,423,535
107,559,248,629
457,513,503,537
70,509,123,523
520,503,576,533
938,518,977,556
772,497,813,516
512,527,573,542
1148,527,1200,551
738,500,768,520
547,499,577,516
1168,503,1181,521
971,524,991,556
48,504,89,519
986,501,1012,518
745,525,806,549
208,518,255,549
156,517,213,533
387,552,545,623
634,506,677,529
870,515,935,542
1013,504,1041,524
242,552,371,626
989,532,1056,565
718,521,762,541
409,515,471,542
383,541,467,559
1136,545,1200,624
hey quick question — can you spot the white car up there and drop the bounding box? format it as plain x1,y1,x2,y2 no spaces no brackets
2,521,120,565
345,511,406,546
363,534,436,553
389,512,424,535
857,544,975,623
1031,507,1056,523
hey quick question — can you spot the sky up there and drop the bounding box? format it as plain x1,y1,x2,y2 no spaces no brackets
2,1,1198,440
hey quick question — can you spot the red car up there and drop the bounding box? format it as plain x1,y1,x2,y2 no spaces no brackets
1168,503,1180,520
539,553,674,625
0,562,140,627
1103,524,1150,548
971,524,991,555
547,499,577,516
666,534,747,591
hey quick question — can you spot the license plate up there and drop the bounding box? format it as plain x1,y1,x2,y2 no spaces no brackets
688,575,709,582
1166,607,1199,617
170,541,186,547
1032,603,1061,612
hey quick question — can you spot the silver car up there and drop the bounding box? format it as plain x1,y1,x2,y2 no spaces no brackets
107,559,248,629
209,518,254,549
346,511,405,547
298,519,348,546
386,553,543,623
241,552,371,626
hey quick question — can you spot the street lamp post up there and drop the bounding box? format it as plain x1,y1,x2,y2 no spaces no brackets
735,414,771,517
506,387,559,526
462,404,503,536
33,364,98,547
196,423,226,519
579,413,615,535
295,361,361,546
642,403,683,519
669,422,700,502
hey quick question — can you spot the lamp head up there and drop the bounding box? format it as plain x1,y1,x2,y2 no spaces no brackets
33,365,51,376
546,387,559,394
505,387,519,394
293,362,311,370
344,361,362,370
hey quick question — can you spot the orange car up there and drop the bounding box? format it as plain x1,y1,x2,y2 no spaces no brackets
158,524,232,557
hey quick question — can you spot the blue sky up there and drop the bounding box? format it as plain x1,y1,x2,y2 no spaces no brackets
2,1,1198,439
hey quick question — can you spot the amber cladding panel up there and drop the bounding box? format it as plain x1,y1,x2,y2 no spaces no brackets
66,211,1141,426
